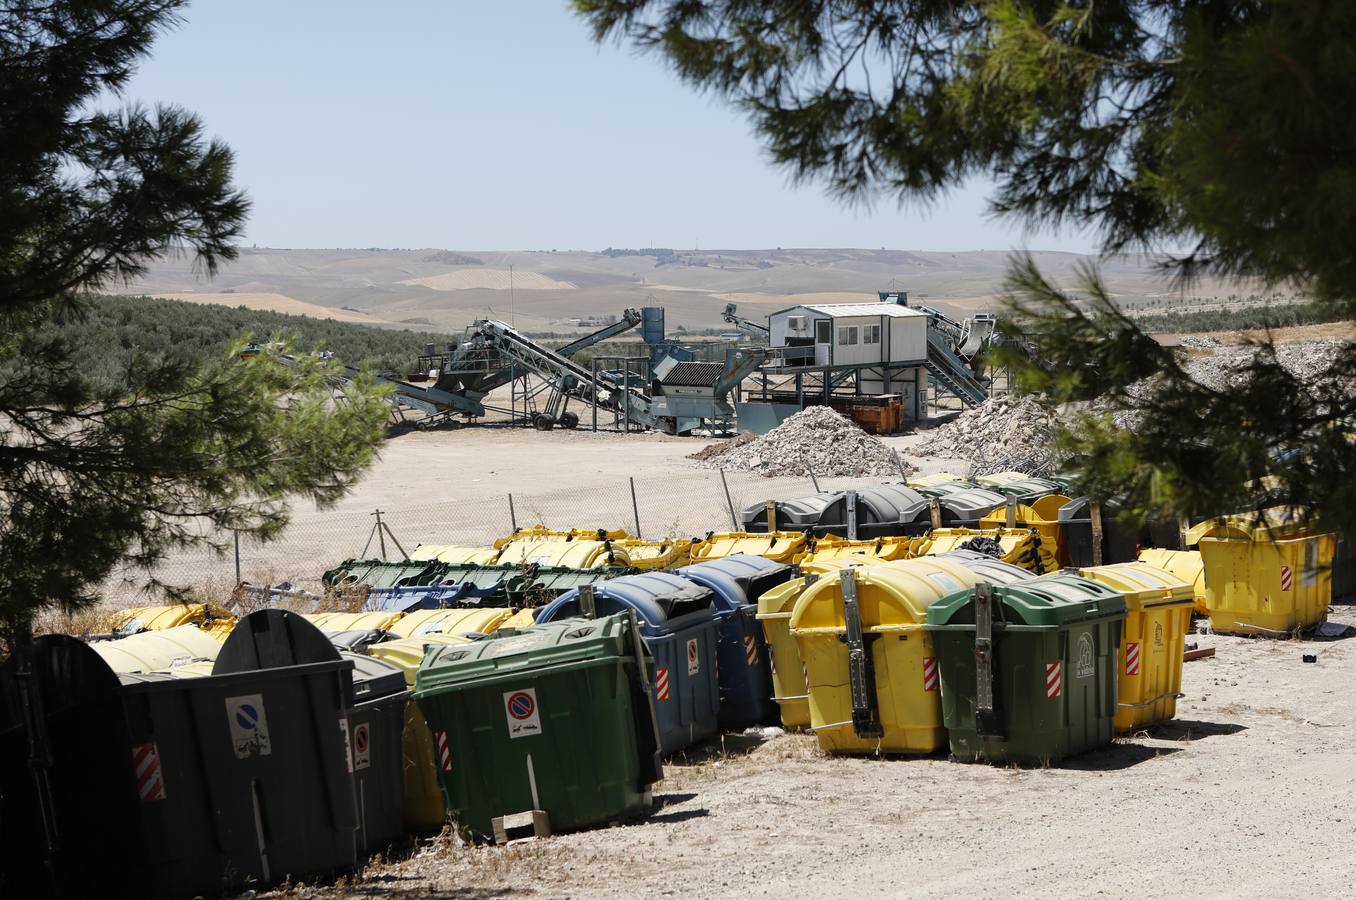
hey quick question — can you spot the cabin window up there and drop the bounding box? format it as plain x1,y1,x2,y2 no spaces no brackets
837,325,859,346
864,324,881,345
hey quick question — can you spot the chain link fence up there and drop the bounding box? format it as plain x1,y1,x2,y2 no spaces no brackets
102,468,911,605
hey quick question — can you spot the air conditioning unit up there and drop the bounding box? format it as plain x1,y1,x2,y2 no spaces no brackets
786,315,809,335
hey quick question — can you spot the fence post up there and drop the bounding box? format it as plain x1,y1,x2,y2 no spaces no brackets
807,465,820,492
233,530,241,584
629,476,642,539
508,493,518,532
719,469,739,531
373,509,388,558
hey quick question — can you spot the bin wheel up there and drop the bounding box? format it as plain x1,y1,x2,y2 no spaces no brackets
559,411,579,429
533,414,556,431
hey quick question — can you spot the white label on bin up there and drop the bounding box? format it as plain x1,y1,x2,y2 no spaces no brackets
927,572,964,595
226,694,272,759
353,722,371,770
503,688,542,739
339,718,352,773
1075,634,1095,679
686,638,700,676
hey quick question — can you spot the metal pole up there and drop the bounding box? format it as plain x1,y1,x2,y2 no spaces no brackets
629,476,642,539
893,452,909,483
719,469,739,531
234,530,241,584
807,466,820,492
373,509,387,558
508,493,518,532
591,357,598,432
623,363,631,435
846,490,859,541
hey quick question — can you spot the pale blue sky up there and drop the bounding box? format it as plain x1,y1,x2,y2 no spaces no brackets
122,0,1094,253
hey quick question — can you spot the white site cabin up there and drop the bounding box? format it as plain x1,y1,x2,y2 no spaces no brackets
766,301,930,401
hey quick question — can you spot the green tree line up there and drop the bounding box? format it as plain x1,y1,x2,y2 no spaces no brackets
1130,301,1347,334
48,293,457,389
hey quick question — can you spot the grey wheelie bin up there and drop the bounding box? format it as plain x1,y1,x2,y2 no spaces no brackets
342,652,410,856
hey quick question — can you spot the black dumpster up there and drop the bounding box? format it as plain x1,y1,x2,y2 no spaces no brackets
0,635,153,899
1057,497,1142,567
740,491,838,532
341,652,409,855
815,485,931,538
935,488,1007,528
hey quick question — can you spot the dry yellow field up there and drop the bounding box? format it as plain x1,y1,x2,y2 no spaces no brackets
152,292,390,324
399,268,576,292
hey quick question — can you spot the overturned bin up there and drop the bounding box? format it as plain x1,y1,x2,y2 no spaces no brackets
790,558,987,754
413,612,663,841
925,575,1126,765
1078,563,1194,732
537,573,720,756
677,554,793,728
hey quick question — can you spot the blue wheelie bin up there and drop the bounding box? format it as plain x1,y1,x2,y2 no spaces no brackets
677,554,793,728
536,572,721,756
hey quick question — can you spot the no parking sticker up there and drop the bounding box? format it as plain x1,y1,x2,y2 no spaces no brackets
226,694,272,759
686,638,700,676
503,688,543,739
354,723,371,770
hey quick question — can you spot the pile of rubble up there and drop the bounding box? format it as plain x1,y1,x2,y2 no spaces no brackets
691,406,914,478
687,431,755,462
1180,338,1349,393
1177,334,1223,351
914,396,1059,477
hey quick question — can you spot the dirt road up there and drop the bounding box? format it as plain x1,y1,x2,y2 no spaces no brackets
271,609,1356,899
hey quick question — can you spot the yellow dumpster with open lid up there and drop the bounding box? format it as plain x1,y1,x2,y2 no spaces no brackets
1192,515,1337,635
105,603,236,640
1077,562,1195,732
689,531,809,563
789,557,983,754
756,558,859,729
612,537,693,569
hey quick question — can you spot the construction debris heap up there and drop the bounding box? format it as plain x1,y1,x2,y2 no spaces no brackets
692,406,914,478
914,396,1059,477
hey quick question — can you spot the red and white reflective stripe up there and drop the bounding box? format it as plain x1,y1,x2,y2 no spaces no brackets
743,634,759,666
1125,642,1141,676
1280,565,1293,591
1045,661,1063,699
802,661,810,691
922,657,939,692
655,667,671,701
435,730,452,772
132,742,166,802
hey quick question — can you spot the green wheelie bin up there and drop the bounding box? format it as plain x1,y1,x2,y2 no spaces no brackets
413,612,662,841
925,574,1126,765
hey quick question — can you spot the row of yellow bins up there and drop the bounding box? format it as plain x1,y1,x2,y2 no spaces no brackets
691,531,810,563
411,525,694,570
757,554,1199,753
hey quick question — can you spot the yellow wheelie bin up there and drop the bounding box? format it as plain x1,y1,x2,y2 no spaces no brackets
789,557,983,754
89,625,223,674
497,607,539,630
409,544,502,565
1194,518,1337,635
106,603,236,640
906,471,967,489
918,527,1060,574
613,537,693,569
974,471,1030,489
387,607,513,639
1138,548,1207,614
1077,562,1195,732
689,531,809,563
368,633,475,830
495,538,629,569
756,559,859,729
797,535,914,566
302,610,406,634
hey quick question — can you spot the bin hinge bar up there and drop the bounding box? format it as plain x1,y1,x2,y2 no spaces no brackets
578,584,597,619
929,499,942,531
773,693,811,702
1005,498,1017,529
839,568,883,739
766,499,777,533
846,490,859,541
1090,502,1104,567
972,581,1005,738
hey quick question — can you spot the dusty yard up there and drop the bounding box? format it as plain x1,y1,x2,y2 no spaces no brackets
269,609,1356,899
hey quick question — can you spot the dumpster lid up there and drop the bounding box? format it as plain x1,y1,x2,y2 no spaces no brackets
89,625,223,674
912,479,980,499
932,550,1037,585
678,554,794,610
926,573,1126,627
824,485,929,525
414,612,637,694
1,635,122,722
937,488,1007,518
341,651,408,702
537,572,717,633
386,607,513,639
325,628,390,651
990,477,1062,499
214,609,341,674
790,558,983,632
1079,562,1196,610
1186,507,1330,544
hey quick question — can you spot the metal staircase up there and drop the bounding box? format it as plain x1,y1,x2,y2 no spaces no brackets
925,327,990,407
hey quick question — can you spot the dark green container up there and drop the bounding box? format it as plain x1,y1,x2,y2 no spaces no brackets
413,613,662,839
925,574,1126,765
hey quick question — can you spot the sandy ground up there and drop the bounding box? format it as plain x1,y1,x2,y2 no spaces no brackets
152,291,392,324
267,608,1356,899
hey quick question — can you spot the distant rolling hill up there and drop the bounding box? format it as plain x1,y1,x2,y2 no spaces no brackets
118,246,1288,335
